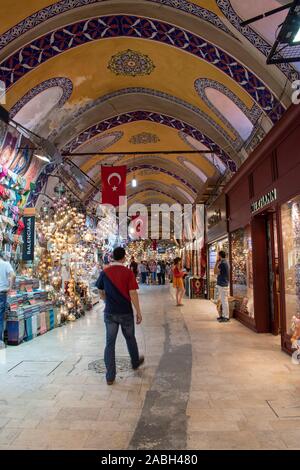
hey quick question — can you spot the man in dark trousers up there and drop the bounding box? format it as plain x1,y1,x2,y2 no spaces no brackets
130,256,138,278
96,247,144,385
214,250,230,323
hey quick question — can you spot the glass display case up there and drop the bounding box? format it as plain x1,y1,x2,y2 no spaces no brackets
231,226,254,319
208,237,229,300
281,195,300,337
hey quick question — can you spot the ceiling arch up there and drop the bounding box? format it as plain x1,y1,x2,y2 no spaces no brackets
64,111,236,172
48,87,241,151
0,0,232,53
0,14,285,124
0,1,293,210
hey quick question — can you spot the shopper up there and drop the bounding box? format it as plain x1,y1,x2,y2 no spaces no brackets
214,250,230,323
161,261,166,285
130,256,138,278
150,261,157,284
139,261,147,284
96,247,144,385
157,262,162,285
166,262,171,282
0,252,16,349
173,257,185,307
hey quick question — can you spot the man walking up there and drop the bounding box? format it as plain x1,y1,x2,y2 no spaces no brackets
96,247,144,385
139,261,147,284
214,250,230,323
0,252,16,349
130,256,138,278
161,261,166,285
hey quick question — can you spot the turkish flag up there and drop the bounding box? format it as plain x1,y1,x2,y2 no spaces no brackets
101,165,127,207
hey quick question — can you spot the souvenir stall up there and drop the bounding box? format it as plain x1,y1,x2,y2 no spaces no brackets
0,122,58,345
181,205,206,299
35,197,97,322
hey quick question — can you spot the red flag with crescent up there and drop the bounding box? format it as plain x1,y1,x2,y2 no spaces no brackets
101,165,127,207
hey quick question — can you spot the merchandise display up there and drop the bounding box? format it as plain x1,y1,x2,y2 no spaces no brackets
5,276,56,345
281,196,300,335
35,197,98,321
231,226,254,318
0,164,33,260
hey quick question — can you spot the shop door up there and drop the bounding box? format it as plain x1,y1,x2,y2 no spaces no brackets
266,213,281,335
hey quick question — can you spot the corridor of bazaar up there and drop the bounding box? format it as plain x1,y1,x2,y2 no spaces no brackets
0,0,300,453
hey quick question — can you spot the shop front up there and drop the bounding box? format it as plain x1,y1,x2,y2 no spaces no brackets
225,104,300,353
206,194,228,301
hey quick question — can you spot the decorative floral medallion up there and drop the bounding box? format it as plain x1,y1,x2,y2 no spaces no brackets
108,49,155,77
88,358,131,374
129,132,160,144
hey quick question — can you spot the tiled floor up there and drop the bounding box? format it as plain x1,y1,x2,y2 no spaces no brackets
0,285,299,450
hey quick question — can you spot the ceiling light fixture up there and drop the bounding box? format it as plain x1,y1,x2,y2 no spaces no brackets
131,154,138,188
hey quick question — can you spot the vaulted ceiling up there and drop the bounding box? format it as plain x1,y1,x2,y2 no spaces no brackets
0,0,295,208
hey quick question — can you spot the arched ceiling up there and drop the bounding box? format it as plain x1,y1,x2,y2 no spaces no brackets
0,0,294,209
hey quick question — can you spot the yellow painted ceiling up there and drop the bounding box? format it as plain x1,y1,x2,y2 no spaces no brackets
129,192,179,205
126,172,196,196
0,0,58,35
80,122,215,177
7,38,255,141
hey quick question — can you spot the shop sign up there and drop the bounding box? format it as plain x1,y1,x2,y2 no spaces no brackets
23,216,35,261
251,189,277,214
208,209,222,229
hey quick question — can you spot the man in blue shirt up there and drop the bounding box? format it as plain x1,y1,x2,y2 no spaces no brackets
96,247,144,385
214,250,230,323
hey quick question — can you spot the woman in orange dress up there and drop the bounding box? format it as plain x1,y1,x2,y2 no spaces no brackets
173,257,185,306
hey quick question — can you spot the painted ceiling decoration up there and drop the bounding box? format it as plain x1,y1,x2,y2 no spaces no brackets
107,49,155,77
49,88,239,153
82,161,199,206
0,0,233,53
216,0,299,81
0,1,292,210
10,77,73,118
194,78,262,147
128,180,186,203
129,132,160,145
0,15,285,124
62,110,236,172
80,153,207,193
129,188,182,205
120,165,197,194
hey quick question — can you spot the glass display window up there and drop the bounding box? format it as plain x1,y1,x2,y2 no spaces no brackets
231,226,254,319
281,195,300,337
208,237,229,300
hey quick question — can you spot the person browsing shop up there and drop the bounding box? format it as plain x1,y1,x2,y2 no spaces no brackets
214,250,230,323
0,252,16,349
173,257,185,307
96,247,144,385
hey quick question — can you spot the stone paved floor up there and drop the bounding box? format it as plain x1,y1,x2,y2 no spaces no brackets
0,285,300,450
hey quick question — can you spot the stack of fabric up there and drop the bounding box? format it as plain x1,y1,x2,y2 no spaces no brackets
5,283,58,345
